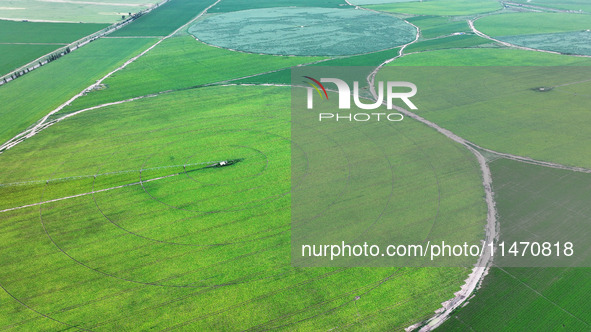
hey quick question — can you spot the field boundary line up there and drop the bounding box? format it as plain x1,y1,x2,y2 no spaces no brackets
0,0,171,86
467,143,591,173
0,163,218,213
468,17,591,58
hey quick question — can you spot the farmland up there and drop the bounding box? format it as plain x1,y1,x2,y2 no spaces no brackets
0,0,158,23
0,44,58,76
1,0,590,330
439,158,591,330
474,13,591,56
0,37,158,145
0,20,108,43
365,0,502,16
0,84,486,329
407,16,471,39
507,0,591,14
0,20,108,75
207,0,348,13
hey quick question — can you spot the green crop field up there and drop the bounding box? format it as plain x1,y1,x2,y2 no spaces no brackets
189,7,416,56
407,16,470,39
0,37,158,145
2,0,590,330
475,12,591,36
383,52,591,168
207,0,348,12
0,44,58,75
0,84,486,329
509,0,591,13
63,35,328,114
109,0,213,37
0,20,108,43
0,20,108,75
439,158,591,331
404,34,490,53
366,0,502,16
351,0,418,4
0,0,157,23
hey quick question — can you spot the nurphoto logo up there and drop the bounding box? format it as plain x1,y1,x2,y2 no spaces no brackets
303,76,417,122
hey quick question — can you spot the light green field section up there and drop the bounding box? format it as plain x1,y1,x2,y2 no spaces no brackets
0,37,158,146
189,7,416,56
366,0,502,16
392,47,591,66
383,49,591,168
109,0,213,37
475,12,591,36
0,20,108,43
500,31,591,56
350,0,417,4
0,85,485,330
405,34,490,53
0,44,58,75
0,0,157,23
0,20,109,75
509,0,591,13
63,36,327,113
439,159,591,331
406,16,470,39
475,13,591,56
207,0,348,13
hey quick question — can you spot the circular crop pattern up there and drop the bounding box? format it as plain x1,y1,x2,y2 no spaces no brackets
0,85,485,330
188,7,416,56
475,13,591,56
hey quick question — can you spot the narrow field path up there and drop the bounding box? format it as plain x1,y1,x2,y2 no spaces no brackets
468,17,591,58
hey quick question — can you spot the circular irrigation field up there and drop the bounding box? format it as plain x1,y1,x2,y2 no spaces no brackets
0,85,485,330
188,7,417,56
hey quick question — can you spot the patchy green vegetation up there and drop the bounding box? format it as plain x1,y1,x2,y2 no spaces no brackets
0,20,108,43
0,20,108,75
384,52,591,168
500,31,591,56
63,36,327,113
439,158,591,331
391,47,591,66
405,34,490,53
189,7,416,56
509,0,591,13
407,16,470,39
0,44,58,75
2,0,590,330
0,37,158,145
0,0,156,23
366,0,502,16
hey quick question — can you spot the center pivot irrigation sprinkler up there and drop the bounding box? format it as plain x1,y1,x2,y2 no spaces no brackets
208,159,243,168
